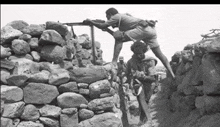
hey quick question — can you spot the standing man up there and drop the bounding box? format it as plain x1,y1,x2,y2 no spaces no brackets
83,7,175,80
117,55,130,101
115,56,129,127
117,56,127,77
125,41,156,126
117,56,128,94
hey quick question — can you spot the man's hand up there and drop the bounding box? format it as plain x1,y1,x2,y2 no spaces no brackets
132,71,145,79
146,20,157,27
83,19,92,25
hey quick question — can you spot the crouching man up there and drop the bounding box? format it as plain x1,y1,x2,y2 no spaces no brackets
125,41,157,126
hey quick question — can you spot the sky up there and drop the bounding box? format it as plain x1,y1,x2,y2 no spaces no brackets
1,4,220,66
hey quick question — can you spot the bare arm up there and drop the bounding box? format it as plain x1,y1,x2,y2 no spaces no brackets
86,19,110,29
132,70,156,82
83,19,114,35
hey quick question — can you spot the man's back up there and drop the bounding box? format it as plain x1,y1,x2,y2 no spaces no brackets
106,13,142,31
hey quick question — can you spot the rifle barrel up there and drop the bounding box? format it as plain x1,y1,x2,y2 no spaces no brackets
62,22,90,26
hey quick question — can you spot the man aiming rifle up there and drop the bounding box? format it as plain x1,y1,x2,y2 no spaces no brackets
83,7,175,81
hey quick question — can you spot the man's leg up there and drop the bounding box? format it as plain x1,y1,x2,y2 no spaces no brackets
137,89,151,124
112,40,123,65
111,34,131,65
110,35,131,80
151,46,175,79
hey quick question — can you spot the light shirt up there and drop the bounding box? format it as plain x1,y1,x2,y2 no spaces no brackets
106,13,142,31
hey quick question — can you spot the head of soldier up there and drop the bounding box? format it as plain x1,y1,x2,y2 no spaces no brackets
119,56,124,63
105,7,118,20
130,41,149,60
142,56,158,68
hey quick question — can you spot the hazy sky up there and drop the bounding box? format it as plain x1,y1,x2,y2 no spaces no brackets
1,4,220,66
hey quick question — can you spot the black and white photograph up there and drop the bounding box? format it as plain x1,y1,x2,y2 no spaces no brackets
1,4,220,127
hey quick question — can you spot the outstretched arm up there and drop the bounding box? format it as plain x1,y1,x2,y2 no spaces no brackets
83,19,114,35
84,19,110,30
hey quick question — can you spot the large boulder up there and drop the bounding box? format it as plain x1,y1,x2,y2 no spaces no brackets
11,39,31,55
23,83,59,104
40,45,66,63
1,85,23,103
11,58,40,75
78,108,94,121
88,96,115,112
7,74,29,87
20,104,40,121
39,29,66,46
58,81,79,93
39,104,61,118
48,68,70,86
39,117,59,127
17,121,44,127
78,112,122,127
45,21,69,37
0,45,11,59
30,50,41,62
60,109,78,127
0,59,15,70
2,101,25,118
57,92,88,108
77,34,90,44
18,33,32,42
89,79,111,99
68,66,109,84
6,20,29,31
1,117,19,127
21,24,45,37
0,69,10,84
28,70,50,83
1,25,23,45
29,37,39,49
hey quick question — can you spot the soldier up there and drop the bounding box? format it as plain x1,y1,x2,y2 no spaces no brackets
125,41,156,126
117,56,127,77
84,7,175,80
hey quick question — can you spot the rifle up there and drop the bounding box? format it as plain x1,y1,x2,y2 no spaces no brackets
61,20,114,64
83,19,114,35
62,19,114,36
62,22,86,39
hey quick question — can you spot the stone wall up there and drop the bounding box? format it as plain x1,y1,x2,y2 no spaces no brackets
150,34,220,127
1,20,122,127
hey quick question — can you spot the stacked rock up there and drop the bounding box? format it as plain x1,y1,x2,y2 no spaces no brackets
1,20,122,127
162,34,220,126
